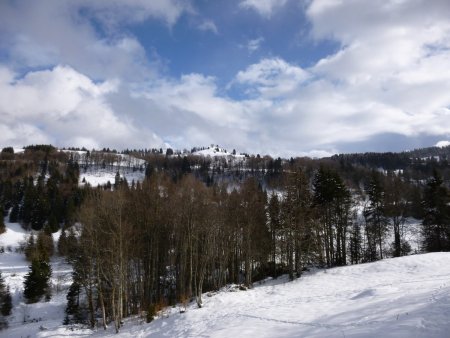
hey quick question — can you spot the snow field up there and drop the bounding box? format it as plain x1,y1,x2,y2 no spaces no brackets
0,221,73,338
130,254,450,338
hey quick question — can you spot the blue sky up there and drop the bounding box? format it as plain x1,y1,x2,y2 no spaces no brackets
1,0,450,157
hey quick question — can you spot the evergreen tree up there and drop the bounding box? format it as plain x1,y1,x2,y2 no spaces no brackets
57,229,68,256
0,205,5,234
313,166,352,266
114,171,121,188
23,259,52,303
422,170,450,252
364,172,388,261
0,272,12,318
65,279,82,324
8,203,19,223
349,221,362,264
20,177,35,226
1,287,12,317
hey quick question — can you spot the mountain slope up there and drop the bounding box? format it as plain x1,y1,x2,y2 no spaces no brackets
125,253,450,338
2,251,448,337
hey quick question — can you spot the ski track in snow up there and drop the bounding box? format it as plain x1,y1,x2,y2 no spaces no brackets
1,221,450,337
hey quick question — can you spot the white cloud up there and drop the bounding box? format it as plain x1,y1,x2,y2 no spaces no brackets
135,74,251,128
239,0,288,18
247,37,264,54
198,20,218,34
0,1,187,81
2,0,450,157
292,0,450,149
235,58,309,98
0,66,163,149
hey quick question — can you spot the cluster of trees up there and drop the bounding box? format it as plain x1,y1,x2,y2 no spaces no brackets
63,161,437,332
1,158,83,232
331,146,450,182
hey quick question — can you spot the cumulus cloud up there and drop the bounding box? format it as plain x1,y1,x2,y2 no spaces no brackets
235,58,310,98
2,0,450,157
0,66,163,149
228,0,450,154
239,0,288,18
301,0,450,147
0,0,184,81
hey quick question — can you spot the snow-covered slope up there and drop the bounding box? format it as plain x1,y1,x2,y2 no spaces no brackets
192,146,245,159
79,169,145,187
105,253,449,338
0,221,73,338
1,216,449,338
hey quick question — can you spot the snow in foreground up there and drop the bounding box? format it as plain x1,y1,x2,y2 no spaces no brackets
1,247,449,337
115,254,450,338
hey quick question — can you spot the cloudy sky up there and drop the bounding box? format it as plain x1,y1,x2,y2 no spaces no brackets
1,0,450,157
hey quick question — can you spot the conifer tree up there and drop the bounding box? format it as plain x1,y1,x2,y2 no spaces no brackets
364,172,388,261
8,204,19,223
422,170,450,252
0,272,12,318
23,259,52,303
1,287,12,317
57,229,68,256
65,278,82,324
0,205,5,234
313,166,352,266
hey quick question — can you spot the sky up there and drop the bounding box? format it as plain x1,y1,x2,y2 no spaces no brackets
1,0,450,157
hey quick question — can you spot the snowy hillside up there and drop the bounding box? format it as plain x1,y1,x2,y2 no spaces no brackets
79,169,145,187
192,146,245,159
65,150,147,187
97,253,450,338
1,214,449,338
0,221,72,338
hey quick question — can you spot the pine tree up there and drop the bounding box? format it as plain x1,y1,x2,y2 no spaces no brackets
349,221,362,264
0,205,5,234
1,287,12,317
0,272,12,317
23,259,52,303
422,170,450,252
8,203,19,223
20,177,35,226
57,229,68,256
65,280,82,324
313,166,352,266
364,172,388,261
